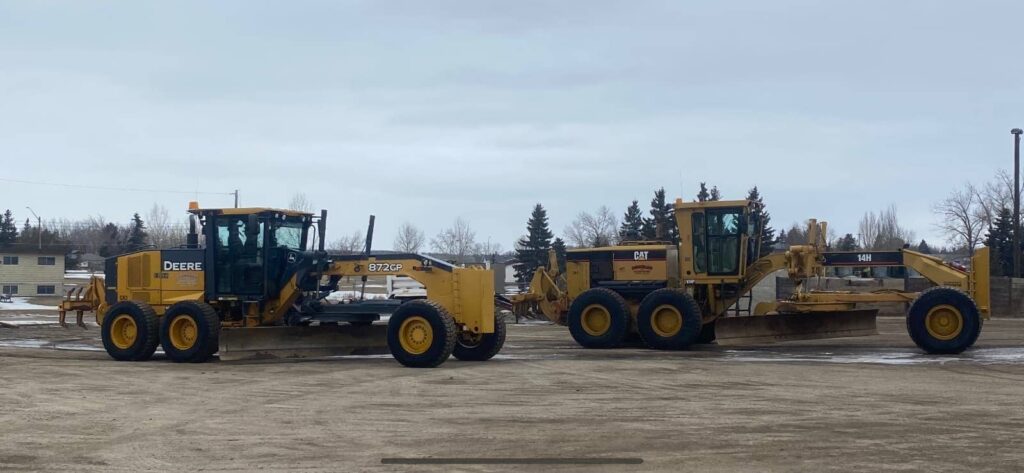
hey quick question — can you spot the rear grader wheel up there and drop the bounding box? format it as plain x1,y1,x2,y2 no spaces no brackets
566,288,630,348
386,300,456,368
453,313,507,361
636,289,703,350
906,287,981,355
160,301,221,363
101,301,160,362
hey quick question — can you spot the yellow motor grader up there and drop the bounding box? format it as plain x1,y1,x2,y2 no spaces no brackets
512,198,990,355
59,203,504,368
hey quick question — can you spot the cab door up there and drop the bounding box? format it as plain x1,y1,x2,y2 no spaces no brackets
210,215,266,297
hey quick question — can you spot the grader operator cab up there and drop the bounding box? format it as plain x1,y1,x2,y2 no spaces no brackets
59,204,506,368
513,198,990,355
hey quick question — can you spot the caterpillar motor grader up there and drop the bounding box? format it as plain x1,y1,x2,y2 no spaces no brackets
512,198,990,355
59,203,505,368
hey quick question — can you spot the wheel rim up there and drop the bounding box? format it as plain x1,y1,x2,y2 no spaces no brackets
651,304,683,337
110,314,138,349
399,316,433,355
459,331,484,348
925,304,964,341
581,304,611,336
168,315,199,351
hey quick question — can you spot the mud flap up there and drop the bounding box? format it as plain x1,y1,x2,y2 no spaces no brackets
218,324,390,361
714,310,879,346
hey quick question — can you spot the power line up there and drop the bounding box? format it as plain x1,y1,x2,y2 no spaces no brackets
0,177,234,196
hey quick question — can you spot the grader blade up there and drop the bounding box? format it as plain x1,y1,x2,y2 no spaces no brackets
714,309,878,346
218,324,390,361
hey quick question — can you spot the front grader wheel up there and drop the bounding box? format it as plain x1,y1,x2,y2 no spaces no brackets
636,289,703,350
567,288,630,349
453,313,507,361
160,301,221,363
906,287,981,355
101,301,160,362
387,300,456,368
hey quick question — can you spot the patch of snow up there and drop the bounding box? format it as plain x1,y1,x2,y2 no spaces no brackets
0,298,58,311
719,347,1024,366
0,320,56,327
325,291,387,303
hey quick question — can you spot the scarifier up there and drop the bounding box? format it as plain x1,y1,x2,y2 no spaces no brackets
512,198,990,355
59,202,506,367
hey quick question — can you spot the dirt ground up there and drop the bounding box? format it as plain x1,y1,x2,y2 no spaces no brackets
2,316,1024,472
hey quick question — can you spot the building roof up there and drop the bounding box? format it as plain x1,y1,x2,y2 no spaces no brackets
0,243,71,256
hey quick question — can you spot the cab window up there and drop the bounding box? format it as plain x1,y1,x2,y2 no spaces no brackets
706,209,741,275
692,213,706,274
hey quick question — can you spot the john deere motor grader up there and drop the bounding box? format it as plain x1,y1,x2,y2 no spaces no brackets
59,204,505,368
512,198,990,355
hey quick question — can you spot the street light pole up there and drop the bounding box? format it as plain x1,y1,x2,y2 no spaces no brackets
1013,129,1022,278
25,206,41,250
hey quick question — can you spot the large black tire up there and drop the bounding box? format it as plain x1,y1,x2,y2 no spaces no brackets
160,301,220,363
906,287,981,355
101,301,160,362
387,300,456,368
453,313,507,361
567,288,631,349
636,289,703,350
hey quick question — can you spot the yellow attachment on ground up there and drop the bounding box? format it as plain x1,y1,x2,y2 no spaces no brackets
509,250,569,324
109,314,138,349
59,275,107,327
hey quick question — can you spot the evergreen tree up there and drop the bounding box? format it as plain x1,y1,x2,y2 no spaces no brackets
552,237,567,275
514,204,555,282
985,207,1014,277
696,183,710,202
836,233,859,251
0,210,18,246
746,186,776,256
837,233,858,251
916,239,932,254
619,200,644,241
99,223,122,257
126,213,149,250
641,187,677,243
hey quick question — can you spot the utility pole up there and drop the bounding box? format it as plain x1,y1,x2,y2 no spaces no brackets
25,206,41,250
1013,128,1022,278
233,190,239,208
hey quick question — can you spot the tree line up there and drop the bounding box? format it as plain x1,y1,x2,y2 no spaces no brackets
512,183,779,283
0,206,173,265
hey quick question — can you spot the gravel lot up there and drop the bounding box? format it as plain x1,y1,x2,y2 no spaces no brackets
2,315,1024,472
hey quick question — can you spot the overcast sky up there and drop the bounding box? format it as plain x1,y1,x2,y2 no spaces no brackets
2,1,1022,250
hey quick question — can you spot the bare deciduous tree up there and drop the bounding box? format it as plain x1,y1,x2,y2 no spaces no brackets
565,206,619,247
330,230,366,254
475,237,503,259
393,222,426,253
431,217,477,264
146,203,185,248
934,184,984,256
859,204,915,250
974,169,1024,230
288,192,314,213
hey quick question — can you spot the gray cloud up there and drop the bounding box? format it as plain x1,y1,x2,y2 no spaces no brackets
1,1,1022,248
